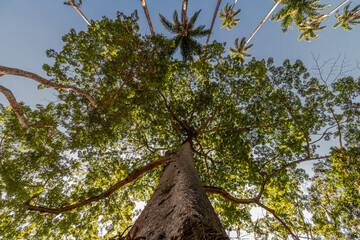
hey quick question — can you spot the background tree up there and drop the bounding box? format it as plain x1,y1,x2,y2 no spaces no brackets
1,1,360,239
159,9,210,61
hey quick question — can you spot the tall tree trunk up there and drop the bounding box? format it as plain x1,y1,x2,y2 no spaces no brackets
127,141,229,240
182,0,188,36
67,0,91,25
245,0,282,46
206,0,222,46
140,0,155,36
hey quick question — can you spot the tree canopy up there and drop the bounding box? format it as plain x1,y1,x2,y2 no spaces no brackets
1,1,360,239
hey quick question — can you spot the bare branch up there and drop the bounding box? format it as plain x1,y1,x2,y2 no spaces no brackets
0,135,4,146
0,85,55,130
309,124,339,145
312,56,344,149
25,155,171,214
68,0,91,25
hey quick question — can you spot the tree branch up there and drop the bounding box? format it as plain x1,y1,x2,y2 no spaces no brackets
158,91,188,132
196,82,247,134
0,65,132,109
255,201,299,240
203,186,256,204
198,125,271,134
312,55,344,149
204,186,299,240
24,155,171,214
0,85,55,130
194,136,211,181
263,155,330,185
277,92,311,157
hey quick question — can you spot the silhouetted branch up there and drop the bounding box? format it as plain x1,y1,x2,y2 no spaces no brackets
312,55,344,149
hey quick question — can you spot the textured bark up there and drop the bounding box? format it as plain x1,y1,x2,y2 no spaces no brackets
127,142,229,240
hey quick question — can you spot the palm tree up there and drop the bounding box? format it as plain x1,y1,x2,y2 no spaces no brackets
140,0,155,36
218,2,241,31
333,3,360,31
296,0,353,41
159,10,210,61
229,37,253,60
297,20,326,41
271,0,330,32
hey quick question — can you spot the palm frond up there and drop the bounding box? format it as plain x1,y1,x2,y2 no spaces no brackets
159,13,177,34
188,10,202,28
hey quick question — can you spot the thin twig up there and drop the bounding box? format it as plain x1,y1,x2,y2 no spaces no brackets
312,56,344,149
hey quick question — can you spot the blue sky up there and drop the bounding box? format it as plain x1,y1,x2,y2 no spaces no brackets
1,0,359,106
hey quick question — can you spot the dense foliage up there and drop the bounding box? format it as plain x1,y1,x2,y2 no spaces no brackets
1,9,359,240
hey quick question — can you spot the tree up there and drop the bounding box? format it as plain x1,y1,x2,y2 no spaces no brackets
333,2,360,31
1,1,360,240
271,0,330,32
159,9,210,61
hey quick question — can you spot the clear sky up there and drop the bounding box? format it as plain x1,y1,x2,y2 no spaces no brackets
1,0,359,106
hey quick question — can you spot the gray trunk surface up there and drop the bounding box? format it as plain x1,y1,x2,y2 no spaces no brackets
127,141,229,239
